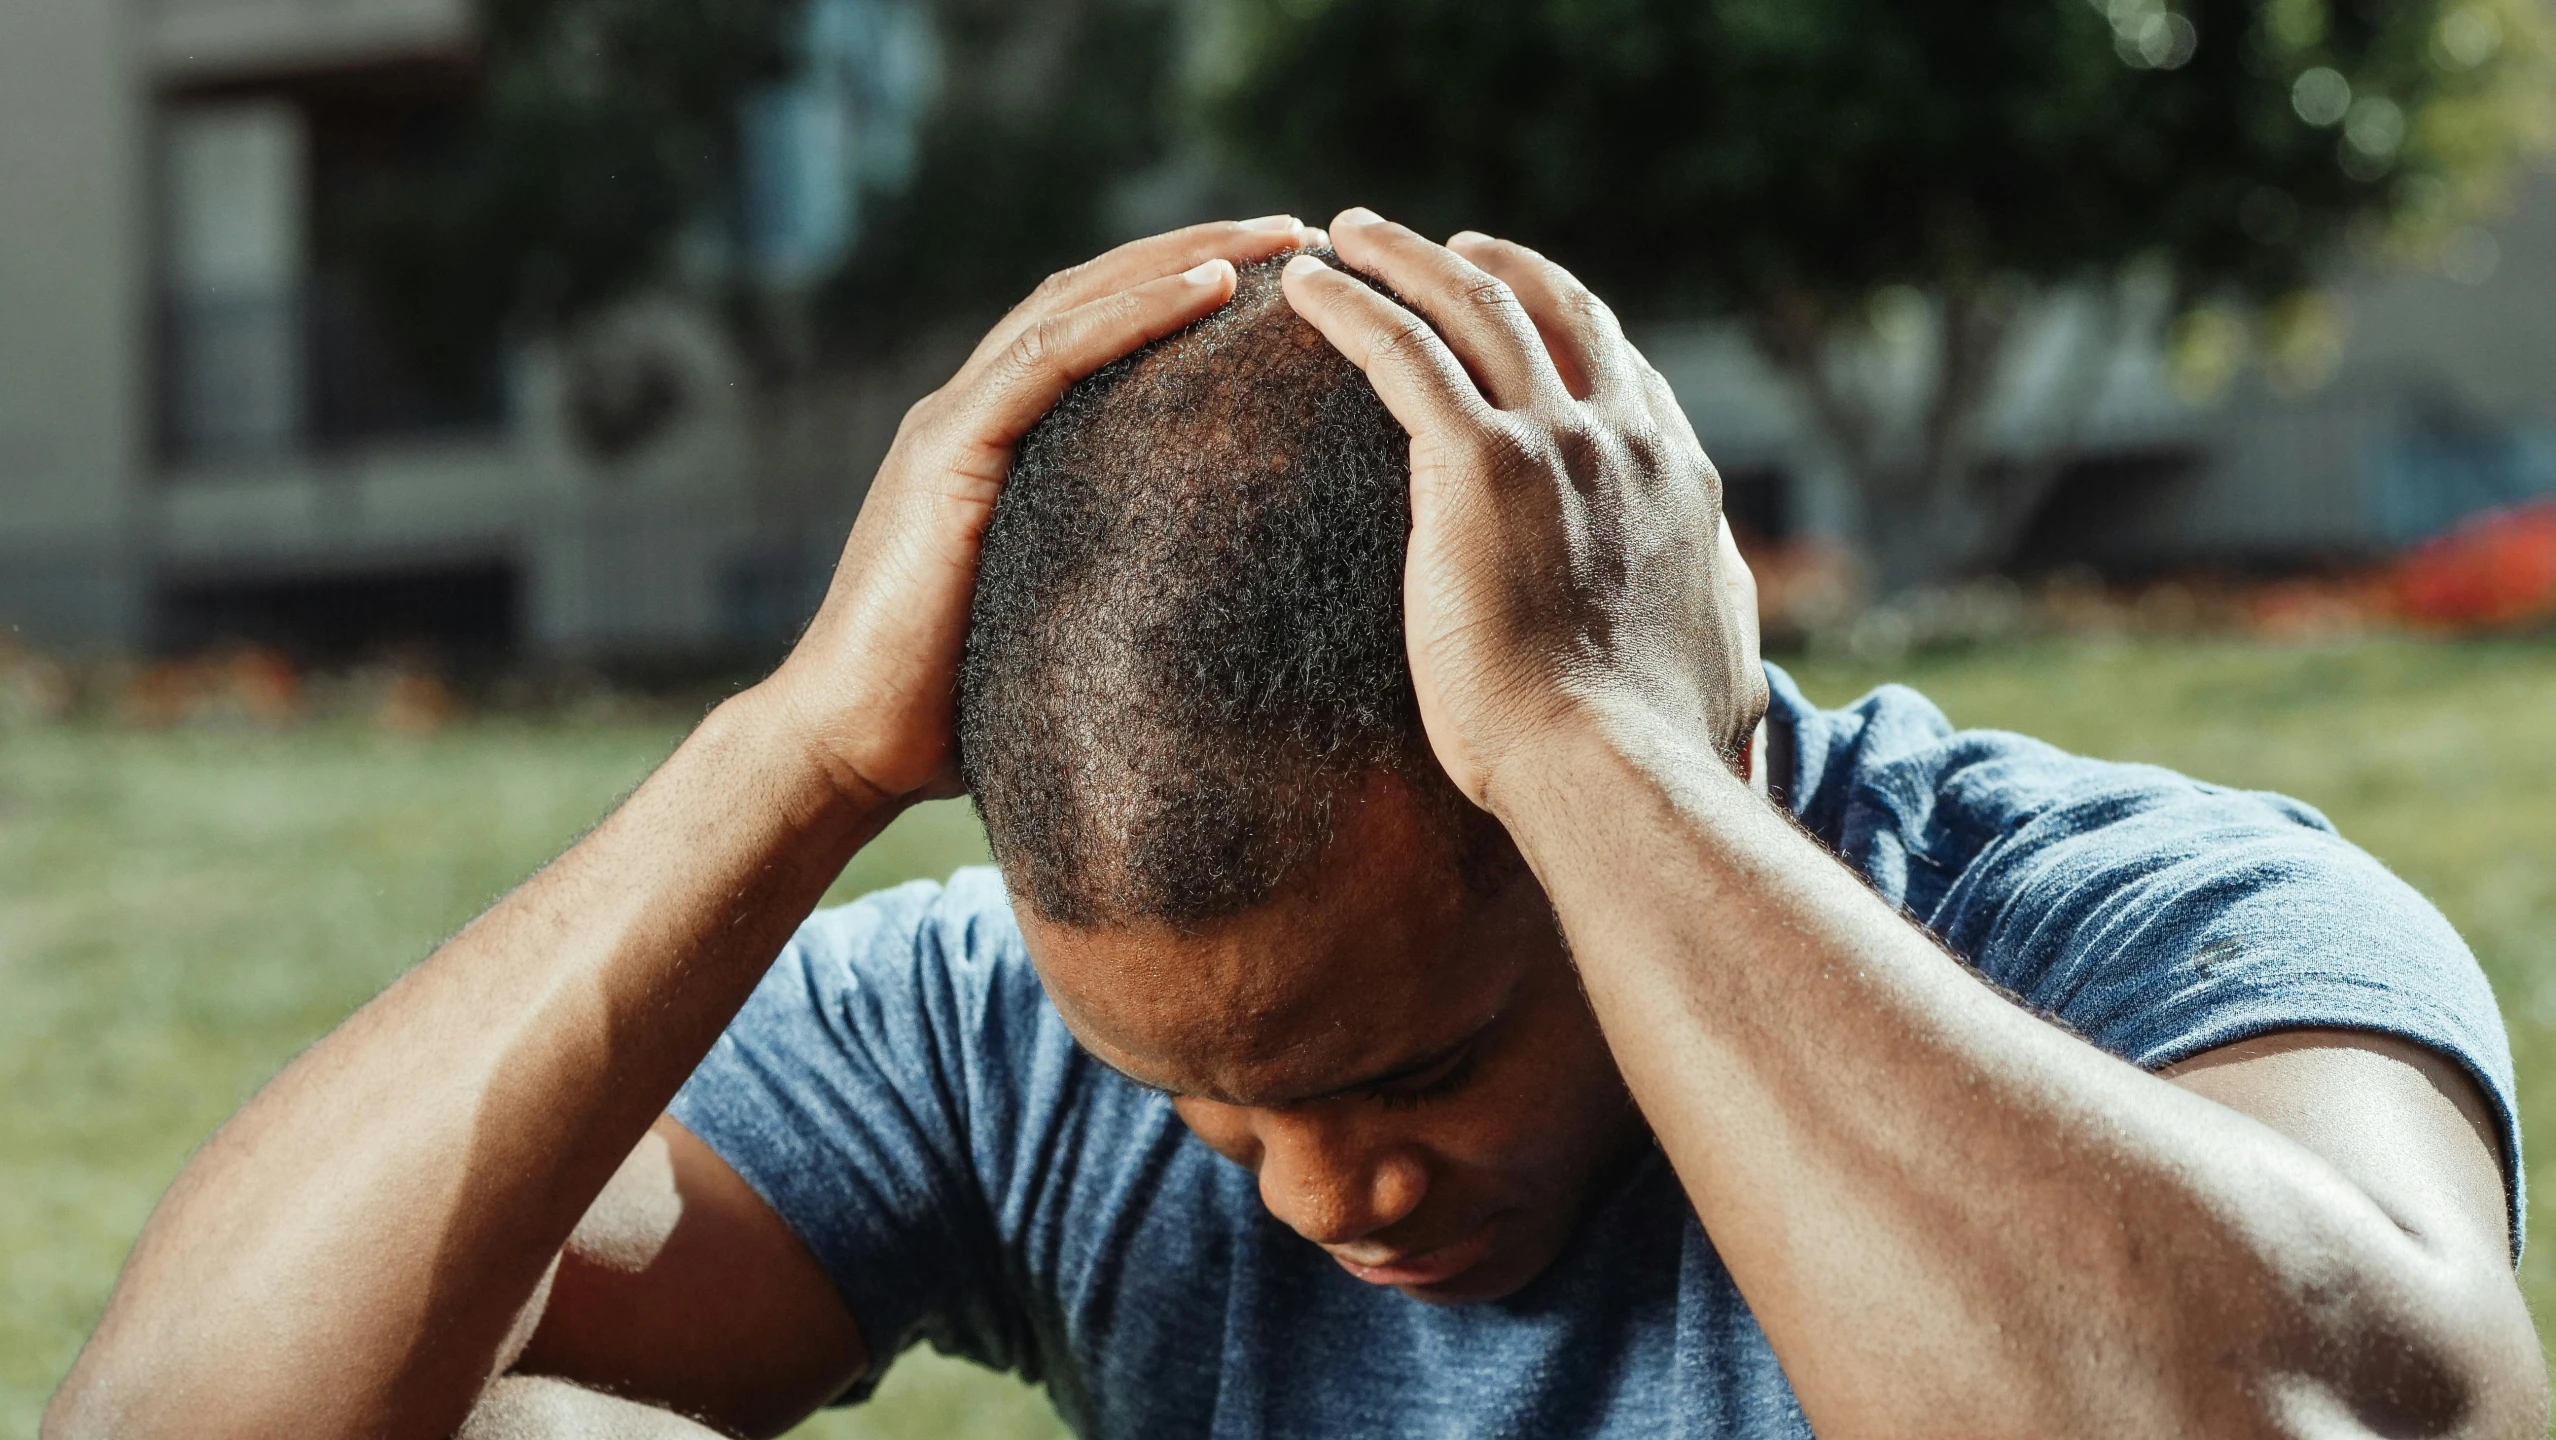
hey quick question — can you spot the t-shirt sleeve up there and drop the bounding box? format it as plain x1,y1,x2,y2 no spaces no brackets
667,869,1043,1396
1921,752,2525,1255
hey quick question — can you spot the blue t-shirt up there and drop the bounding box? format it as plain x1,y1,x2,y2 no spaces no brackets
670,663,2521,1438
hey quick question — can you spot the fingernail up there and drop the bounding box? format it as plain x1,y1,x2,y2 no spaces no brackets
1449,230,1492,247
1336,206,1383,228
1184,258,1232,284
1240,214,1300,231
1283,253,1327,279
1298,227,1330,250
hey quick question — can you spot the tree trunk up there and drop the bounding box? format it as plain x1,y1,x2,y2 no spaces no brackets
1750,279,2124,593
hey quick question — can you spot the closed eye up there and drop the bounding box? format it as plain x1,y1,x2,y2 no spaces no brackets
1365,1044,1482,1112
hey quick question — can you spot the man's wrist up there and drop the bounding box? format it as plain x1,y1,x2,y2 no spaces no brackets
712,682,907,832
1478,696,1749,847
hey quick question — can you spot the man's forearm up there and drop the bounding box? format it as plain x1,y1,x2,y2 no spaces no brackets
1492,710,2521,1438
48,686,886,1440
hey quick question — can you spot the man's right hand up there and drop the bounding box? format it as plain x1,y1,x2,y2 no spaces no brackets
764,217,1323,809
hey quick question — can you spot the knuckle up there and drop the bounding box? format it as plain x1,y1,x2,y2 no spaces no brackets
1030,266,1081,303
1561,286,1618,334
1366,315,1440,366
1006,319,1061,377
1460,274,1521,314
895,392,943,439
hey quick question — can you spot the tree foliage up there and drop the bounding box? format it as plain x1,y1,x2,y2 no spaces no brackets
342,0,805,388
1216,0,2556,579
342,0,1190,385
815,0,1190,359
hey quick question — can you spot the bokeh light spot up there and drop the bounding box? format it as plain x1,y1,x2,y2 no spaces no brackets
2437,5,2503,69
2345,96,2404,158
2293,67,2352,126
2443,226,2502,284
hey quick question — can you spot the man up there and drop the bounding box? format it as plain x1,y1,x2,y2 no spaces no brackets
48,211,2541,1439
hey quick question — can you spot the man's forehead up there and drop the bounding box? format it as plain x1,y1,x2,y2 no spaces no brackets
1019,885,1513,1108
1010,764,1527,1103
1073,1015,1487,1110
1048,959,1506,1110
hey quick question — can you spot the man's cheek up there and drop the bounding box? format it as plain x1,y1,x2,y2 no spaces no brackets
1423,1096,1575,1186
1464,1066,1636,1191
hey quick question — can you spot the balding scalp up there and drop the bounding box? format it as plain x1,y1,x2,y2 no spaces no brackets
959,251,1443,926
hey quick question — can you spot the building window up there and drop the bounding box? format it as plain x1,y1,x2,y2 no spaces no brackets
159,100,307,463
156,66,506,471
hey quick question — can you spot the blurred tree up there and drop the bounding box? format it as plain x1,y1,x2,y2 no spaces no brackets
1216,0,2556,584
815,0,1191,360
341,0,806,393
340,0,1189,404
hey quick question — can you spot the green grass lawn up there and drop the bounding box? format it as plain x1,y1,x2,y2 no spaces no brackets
4,636,2553,1434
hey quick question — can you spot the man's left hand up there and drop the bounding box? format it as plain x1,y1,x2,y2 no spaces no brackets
1279,209,1766,812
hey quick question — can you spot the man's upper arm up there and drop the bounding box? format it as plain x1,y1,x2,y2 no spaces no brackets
2166,1028,2514,1273
509,1116,868,1440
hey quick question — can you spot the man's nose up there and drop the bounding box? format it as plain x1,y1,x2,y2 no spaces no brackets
1252,1110,1428,1247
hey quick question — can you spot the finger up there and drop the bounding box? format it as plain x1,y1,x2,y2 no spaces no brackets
1446,232,1631,402
957,259,1242,450
1327,208,1566,411
965,217,1305,370
1281,252,1497,446
968,217,1317,370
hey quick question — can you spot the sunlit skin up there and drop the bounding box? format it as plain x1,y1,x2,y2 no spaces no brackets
1025,773,1647,1304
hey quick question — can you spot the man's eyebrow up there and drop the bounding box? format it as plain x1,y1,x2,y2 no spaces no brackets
1299,1029,1484,1104
1085,1019,1494,1110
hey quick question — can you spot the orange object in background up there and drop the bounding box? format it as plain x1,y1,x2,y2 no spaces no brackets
2388,498,2556,631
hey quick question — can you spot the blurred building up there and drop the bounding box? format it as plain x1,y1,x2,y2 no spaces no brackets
1654,174,2556,576
5,0,2556,664
0,0,927,666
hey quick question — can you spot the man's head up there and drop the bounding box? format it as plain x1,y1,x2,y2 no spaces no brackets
960,252,1647,1302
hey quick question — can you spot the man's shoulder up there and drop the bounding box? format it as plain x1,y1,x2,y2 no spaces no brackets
795,865,1026,970
725,869,1063,1094
1766,662,2335,886
1766,666,2512,1144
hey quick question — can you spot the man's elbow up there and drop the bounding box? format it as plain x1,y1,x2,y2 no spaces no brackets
2274,1269,2547,1440
2387,1302,2546,1440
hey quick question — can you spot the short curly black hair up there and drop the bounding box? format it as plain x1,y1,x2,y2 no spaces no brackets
958,250,1484,927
